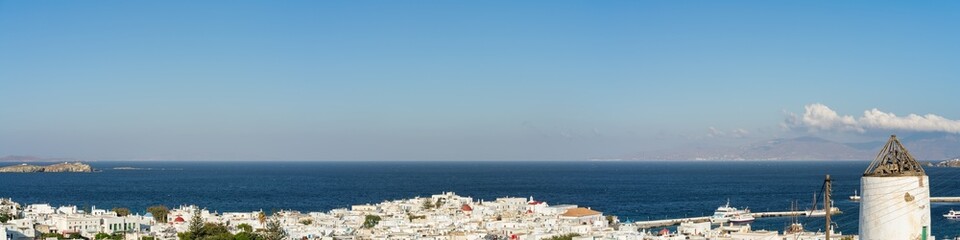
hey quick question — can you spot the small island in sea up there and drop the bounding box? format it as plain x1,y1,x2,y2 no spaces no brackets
924,156,960,168
0,162,93,173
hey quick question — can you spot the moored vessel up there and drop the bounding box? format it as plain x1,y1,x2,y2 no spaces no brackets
945,209,960,219
710,199,748,223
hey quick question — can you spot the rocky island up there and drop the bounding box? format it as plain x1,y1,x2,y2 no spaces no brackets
926,156,960,168
0,162,93,173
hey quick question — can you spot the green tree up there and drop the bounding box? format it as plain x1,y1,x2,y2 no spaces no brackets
547,233,580,240
236,223,253,233
141,236,156,240
0,213,13,223
40,233,63,239
113,207,131,217
95,233,111,240
199,223,230,238
187,208,204,238
109,233,125,240
362,215,381,229
258,218,287,240
147,205,169,223
177,232,194,240
421,199,434,209
178,222,237,240
408,214,425,221
606,215,617,225
299,219,313,225
234,232,260,240
206,233,235,240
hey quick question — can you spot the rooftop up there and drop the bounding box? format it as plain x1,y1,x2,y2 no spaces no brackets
863,135,926,177
561,207,601,217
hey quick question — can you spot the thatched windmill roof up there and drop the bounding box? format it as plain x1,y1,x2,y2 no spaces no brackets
863,135,926,177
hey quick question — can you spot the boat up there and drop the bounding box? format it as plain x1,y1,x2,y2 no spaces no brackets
785,201,804,234
728,212,755,223
945,209,960,219
849,190,860,201
784,222,804,234
710,199,748,223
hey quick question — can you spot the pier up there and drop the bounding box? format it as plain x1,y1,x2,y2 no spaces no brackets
631,208,842,229
850,196,960,202
931,197,960,202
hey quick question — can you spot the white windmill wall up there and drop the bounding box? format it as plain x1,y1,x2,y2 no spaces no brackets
859,176,931,240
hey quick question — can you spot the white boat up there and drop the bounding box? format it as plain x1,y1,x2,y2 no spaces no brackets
728,212,755,223
710,199,748,223
849,190,860,201
945,209,960,219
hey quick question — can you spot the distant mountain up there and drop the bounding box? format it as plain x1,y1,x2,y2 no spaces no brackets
733,137,873,160
0,155,76,162
629,135,960,161
896,134,960,160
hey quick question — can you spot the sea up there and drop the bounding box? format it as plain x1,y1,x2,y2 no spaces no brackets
1,161,959,237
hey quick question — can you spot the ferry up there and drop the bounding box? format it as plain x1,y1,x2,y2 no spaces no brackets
945,209,960,219
849,190,860,201
728,213,755,223
710,199,747,223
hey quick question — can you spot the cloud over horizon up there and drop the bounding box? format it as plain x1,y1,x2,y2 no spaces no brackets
786,103,960,134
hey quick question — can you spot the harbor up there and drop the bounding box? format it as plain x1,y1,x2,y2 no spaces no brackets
632,208,842,229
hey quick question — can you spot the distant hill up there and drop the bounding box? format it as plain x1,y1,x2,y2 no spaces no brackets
928,155,960,168
0,155,76,162
0,162,93,173
628,135,960,161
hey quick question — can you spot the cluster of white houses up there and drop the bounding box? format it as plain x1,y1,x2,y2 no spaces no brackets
0,193,842,240
1,192,645,240
0,199,151,240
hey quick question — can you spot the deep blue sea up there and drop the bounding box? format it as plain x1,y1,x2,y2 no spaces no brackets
1,161,959,237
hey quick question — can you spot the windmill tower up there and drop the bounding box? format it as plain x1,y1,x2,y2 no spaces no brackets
859,135,931,240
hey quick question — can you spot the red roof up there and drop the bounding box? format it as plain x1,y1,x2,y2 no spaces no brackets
528,201,542,205
461,204,473,211
174,216,185,222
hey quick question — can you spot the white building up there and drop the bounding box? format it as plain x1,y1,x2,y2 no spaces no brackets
859,135,931,240
52,215,99,237
0,199,19,216
101,215,150,234
559,207,605,227
22,204,55,216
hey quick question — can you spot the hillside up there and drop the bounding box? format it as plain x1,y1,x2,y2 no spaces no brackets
0,162,93,173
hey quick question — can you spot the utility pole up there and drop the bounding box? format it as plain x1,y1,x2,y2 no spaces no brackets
825,174,832,240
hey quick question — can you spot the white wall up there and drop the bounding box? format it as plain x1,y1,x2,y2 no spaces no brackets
859,176,931,240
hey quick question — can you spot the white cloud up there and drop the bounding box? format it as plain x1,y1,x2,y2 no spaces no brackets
707,126,724,137
731,128,750,138
787,103,960,134
706,127,749,138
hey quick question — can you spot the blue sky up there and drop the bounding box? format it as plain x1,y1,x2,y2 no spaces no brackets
1,1,959,160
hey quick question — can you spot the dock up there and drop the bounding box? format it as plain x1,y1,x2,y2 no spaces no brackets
631,208,842,229
850,196,960,202
931,197,960,202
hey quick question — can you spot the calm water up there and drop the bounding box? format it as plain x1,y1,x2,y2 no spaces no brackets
1,161,959,237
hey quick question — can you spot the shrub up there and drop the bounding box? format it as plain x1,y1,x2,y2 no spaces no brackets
363,215,382,229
